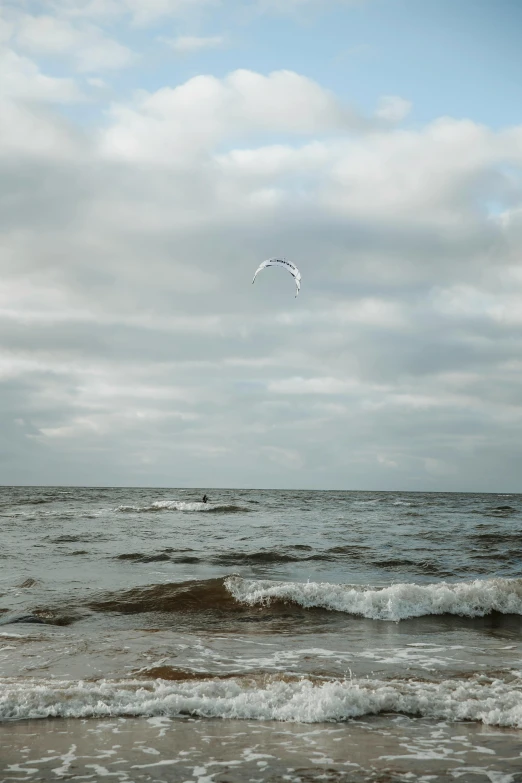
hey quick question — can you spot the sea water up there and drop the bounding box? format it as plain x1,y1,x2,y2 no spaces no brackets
0,487,521,781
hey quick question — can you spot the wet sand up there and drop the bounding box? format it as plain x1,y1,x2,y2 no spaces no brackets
1,716,521,782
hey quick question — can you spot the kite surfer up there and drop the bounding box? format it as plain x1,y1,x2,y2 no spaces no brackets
202,494,208,503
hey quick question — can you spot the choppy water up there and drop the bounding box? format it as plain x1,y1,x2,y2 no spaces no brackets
1,487,521,781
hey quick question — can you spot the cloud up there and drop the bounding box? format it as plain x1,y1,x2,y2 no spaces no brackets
86,76,108,88
120,0,218,26
2,57,522,488
162,34,226,54
35,0,364,25
375,95,412,123
256,0,367,14
0,16,13,43
100,69,369,162
0,47,83,102
19,0,217,27
14,14,134,72
262,445,304,469
268,377,362,395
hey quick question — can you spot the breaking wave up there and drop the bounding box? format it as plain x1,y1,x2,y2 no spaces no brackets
86,576,522,622
2,672,522,726
116,502,249,514
225,576,522,621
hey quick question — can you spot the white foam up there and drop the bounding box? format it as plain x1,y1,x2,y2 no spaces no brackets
117,502,218,513
225,576,522,621
1,674,522,727
151,501,209,512
452,769,515,783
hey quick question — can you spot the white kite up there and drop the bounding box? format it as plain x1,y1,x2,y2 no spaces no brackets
252,258,301,298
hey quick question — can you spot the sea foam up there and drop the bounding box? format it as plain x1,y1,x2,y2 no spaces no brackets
116,502,246,514
1,674,522,727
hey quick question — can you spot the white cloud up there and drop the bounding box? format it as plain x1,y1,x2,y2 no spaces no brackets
268,377,361,395
19,0,365,27
101,69,366,162
377,453,398,468
122,0,217,26
274,300,407,329
323,119,522,226
0,47,83,102
28,0,216,26
256,0,366,13
86,76,108,88
43,0,357,26
76,36,133,71
262,445,304,469
162,34,225,54
375,95,412,123
14,14,134,72
16,15,84,54
0,16,13,43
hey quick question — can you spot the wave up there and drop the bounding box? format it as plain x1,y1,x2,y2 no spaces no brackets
86,576,522,622
89,578,238,614
1,672,522,726
225,576,522,621
471,532,522,546
116,502,249,514
0,495,69,507
328,545,369,555
109,548,455,572
485,505,519,516
116,552,172,563
368,558,454,577
211,551,327,565
214,544,371,565
134,666,241,681
46,534,108,544
18,578,38,589
114,551,202,564
112,547,369,567
0,609,79,627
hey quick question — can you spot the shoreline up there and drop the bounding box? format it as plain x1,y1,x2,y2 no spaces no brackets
1,715,520,782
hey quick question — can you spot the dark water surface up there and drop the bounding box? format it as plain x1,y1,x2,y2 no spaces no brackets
1,487,521,781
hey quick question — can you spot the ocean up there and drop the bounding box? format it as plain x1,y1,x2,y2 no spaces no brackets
0,486,521,782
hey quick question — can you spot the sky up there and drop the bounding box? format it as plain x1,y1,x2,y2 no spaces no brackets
1,0,522,491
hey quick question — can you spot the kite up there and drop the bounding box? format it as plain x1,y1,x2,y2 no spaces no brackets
252,258,301,298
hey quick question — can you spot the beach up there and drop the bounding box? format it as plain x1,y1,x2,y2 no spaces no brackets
3,715,522,781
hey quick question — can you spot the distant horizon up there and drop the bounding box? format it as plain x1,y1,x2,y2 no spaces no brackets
1,484,519,495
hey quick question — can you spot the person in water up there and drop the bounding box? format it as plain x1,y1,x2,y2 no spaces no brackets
202,494,208,503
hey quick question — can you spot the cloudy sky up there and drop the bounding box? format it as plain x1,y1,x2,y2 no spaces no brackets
1,0,522,490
